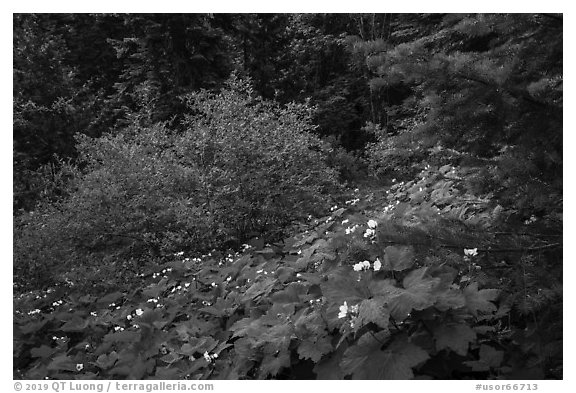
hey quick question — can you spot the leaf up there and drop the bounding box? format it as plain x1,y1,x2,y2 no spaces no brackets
30,345,58,359
258,351,291,378
368,278,403,298
154,366,181,379
439,164,452,174
321,271,368,306
382,246,415,271
160,351,182,364
356,298,390,329
61,316,91,332
47,355,77,372
333,207,346,217
259,322,294,353
96,351,119,369
242,277,276,302
295,309,328,337
314,344,346,379
110,357,152,379
387,268,439,320
464,344,504,371
98,291,124,304
435,288,466,311
142,284,166,299
138,308,168,329
295,272,323,285
433,323,477,355
341,333,428,379
179,336,218,355
103,330,141,343
293,233,318,248
233,337,257,360
271,282,307,304
340,331,388,375
463,282,499,317
297,334,333,362
275,266,296,283
19,319,49,335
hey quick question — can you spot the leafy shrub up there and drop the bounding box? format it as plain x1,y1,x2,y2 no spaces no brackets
15,200,556,380
321,140,369,183
14,76,340,291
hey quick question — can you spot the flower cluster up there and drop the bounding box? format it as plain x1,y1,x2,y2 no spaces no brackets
464,248,478,257
353,261,370,271
352,258,381,272
363,219,378,238
203,351,218,363
345,224,359,235
338,301,359,319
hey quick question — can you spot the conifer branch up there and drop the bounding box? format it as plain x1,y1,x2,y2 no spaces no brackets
379,240,561,253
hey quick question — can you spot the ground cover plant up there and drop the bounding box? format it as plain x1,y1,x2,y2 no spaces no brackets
14,164,562,379
14,13,562,380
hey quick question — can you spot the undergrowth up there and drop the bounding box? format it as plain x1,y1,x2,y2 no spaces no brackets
13,164,562,380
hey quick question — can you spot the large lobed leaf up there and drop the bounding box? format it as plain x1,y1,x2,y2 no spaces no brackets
341,333,429,379
382,246,416,271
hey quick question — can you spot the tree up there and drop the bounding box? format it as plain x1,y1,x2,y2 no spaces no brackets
361,14,562,214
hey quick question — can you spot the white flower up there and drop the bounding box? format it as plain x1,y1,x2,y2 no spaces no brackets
338,301,348,319
349,304,359,314
76,363,83,372
367,219,378,229
364,228,375,238
135,308,144,316
353,261,371,271
342,219,349,225
464,248,478,257
373,258,382,271
175,251,184,256
126,315,132,320
203,351,212,362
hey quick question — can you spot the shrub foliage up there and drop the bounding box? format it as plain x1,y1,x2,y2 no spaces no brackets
14,77,339,290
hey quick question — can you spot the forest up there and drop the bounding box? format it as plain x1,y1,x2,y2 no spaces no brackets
13,13,563,380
